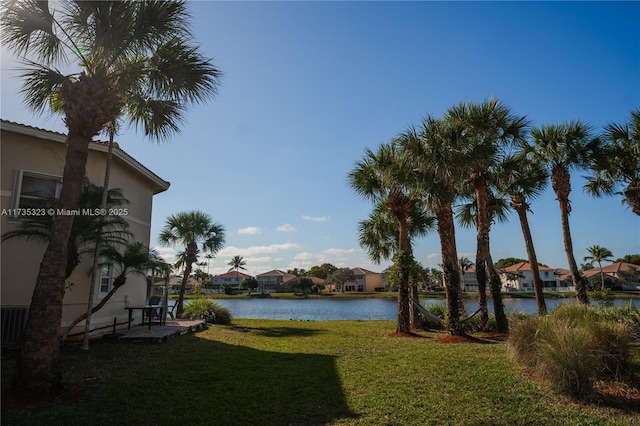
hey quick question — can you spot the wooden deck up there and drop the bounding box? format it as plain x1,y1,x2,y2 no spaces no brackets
103,319,207,343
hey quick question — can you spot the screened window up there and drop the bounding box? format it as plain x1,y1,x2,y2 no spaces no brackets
99,263,113,294
12,170,61,210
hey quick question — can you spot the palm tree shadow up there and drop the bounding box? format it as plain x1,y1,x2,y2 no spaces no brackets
230,325,324,338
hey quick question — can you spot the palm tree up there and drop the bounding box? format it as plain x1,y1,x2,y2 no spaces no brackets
500,155,549,314
2,1,221,395
458,257,474,293
227,255,247,285
585,109,640,215
526,121,600,304
349,142,418,334
584,245,614,291
398,116,467,335
1,179,130,279
447,99,528,332
159,211,225,317
61,242,163,340
358,198,435,325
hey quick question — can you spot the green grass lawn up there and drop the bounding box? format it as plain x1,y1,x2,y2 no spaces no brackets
2,320,638,425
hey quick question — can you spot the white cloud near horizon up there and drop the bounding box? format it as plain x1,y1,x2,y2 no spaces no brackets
302,215,330,222
276,223,296,232
238,226,261,235
218,242,301,257
322,248,355,255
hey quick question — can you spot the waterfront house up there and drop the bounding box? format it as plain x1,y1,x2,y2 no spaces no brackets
499,262,574,292
256,269,297,293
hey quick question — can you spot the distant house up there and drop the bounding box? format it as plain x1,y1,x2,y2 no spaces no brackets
461,265,479,292
211,271,253,292
499,262,573,292
256,270,296,293
325,267,383,293
0,120,169,346
167,276,200,294
582,262,640,289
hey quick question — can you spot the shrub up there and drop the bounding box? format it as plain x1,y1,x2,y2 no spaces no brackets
507,304,632,397
181,299,232,325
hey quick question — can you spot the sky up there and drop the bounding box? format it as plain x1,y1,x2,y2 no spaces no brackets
1,1,639,277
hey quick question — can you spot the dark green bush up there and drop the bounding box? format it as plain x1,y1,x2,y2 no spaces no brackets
181,299,233,325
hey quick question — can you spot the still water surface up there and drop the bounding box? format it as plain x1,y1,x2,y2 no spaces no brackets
204,297,637,321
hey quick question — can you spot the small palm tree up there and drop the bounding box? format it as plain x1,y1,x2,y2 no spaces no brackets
61,242,163,339
458,257,474,293
358,198,435,325
159,211,225,317
227,255,247,284
585,109,640,215
584,245,614,291
526,121,601,304
349,142,418,334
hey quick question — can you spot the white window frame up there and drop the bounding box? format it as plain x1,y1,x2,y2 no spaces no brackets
98,260,114,296
11,170,62,216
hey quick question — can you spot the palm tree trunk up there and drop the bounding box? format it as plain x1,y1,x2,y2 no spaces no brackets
82,123,116,350
395,214,411,334
435,203,463,335
558,196,589,304
177,261,192,317
513,203,547,314
13,132,90,394
598,260,605,291
62,275,126,340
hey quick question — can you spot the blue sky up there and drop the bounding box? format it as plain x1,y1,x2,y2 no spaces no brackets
2,1,639,276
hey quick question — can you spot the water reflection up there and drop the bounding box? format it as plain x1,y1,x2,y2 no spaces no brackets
201,297,637,321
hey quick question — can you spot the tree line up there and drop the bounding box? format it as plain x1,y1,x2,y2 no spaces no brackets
349,100,639,336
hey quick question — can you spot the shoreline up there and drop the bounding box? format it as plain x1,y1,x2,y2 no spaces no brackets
174,290,640,301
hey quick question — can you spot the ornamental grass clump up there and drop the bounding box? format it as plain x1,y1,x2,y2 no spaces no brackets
181,299,232,325
507,303,632,397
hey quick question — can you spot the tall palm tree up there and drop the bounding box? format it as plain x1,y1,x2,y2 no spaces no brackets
458,257,474,293
349,142,418,334
500,155,549,314
526,121,600,304
584,245,614,291
61,242,163,340
398,116,467,335
227,255,247,284
358,198,435,325
447,99,528,332
585,109,640,215
159,211,225,317
1,179,130,279
2,0,221,395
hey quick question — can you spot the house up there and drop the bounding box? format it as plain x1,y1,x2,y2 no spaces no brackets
256,270,296,293
167,276,200,294
461,265,479,292
499,262,573,292
210,271,254,293
582,262,640,289
325,267,384,293
0,120,169,346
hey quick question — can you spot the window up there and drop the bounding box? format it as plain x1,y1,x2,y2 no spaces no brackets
99,263,113,294
12,170,61,210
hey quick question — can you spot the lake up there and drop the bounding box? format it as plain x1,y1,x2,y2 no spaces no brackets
201,297,638,321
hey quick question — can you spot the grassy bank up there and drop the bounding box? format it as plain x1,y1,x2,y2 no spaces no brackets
2,320,638,425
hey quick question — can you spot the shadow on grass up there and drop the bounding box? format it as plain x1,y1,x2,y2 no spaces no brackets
230,325,324,338
1,334,357,425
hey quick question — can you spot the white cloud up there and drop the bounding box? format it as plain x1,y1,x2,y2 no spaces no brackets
238,226,261,235
302,215,330,222
276,223,296,232
322,248,355,255
218,243,301,257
